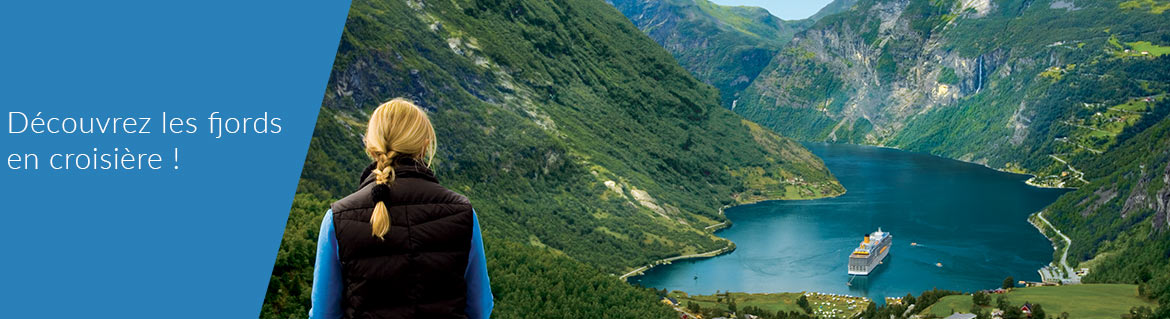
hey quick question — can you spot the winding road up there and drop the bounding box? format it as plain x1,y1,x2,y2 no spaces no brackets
1050,154,1090,184
1036,211,1079,283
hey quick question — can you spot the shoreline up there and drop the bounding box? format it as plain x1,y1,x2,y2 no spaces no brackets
619,189,846,281
814,141,1079,190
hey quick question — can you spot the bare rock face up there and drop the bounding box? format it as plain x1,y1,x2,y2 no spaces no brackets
1154,161,1170,231
740,0,1001,143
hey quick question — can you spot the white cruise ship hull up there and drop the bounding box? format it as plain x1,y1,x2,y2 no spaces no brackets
848,235,891,276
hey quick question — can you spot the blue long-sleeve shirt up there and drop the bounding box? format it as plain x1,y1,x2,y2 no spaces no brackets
309,210,494,319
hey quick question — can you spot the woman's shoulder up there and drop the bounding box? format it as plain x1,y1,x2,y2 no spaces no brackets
331,179,471,214
395,179,471,206
330,185,376,214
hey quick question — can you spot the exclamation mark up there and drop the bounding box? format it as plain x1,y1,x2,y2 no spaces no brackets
174,148,180,170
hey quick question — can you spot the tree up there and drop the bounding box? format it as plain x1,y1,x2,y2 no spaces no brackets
687,301,700,313
1003,276,1015,289
861,301,877,319
1059,311,1069,319
904,292,917,306
797,295,812,313
997,294,1011,311
1004,307,1024,319
1032,303,1046,319
1130,306,1154,319
972,291,991,306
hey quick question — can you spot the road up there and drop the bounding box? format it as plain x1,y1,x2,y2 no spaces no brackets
618,244,734,280
1050,154,1090,184
1036,211,1080,283
704,221,728,231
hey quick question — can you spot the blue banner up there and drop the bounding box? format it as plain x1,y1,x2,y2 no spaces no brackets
0,1,351,317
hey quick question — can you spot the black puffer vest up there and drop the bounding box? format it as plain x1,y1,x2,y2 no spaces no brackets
331,158,474,319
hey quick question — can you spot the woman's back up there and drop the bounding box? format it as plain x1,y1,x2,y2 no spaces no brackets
330,158,474,318
310,98,492,319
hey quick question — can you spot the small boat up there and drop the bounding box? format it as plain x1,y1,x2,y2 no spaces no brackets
911,242,918,246
936,262,943,267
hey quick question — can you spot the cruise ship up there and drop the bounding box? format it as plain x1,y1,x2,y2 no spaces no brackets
848,228,892,276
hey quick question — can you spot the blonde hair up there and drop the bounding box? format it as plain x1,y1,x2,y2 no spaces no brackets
364,98,437,239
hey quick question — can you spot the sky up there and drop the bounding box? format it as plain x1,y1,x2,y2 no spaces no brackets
708,0,835,20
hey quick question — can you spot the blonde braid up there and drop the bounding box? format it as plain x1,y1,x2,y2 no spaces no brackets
369,149,397,240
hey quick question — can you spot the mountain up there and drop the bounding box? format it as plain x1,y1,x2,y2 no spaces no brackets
262,0,843,317
608,0,811,108
736,0,1170,186
607,0,861,109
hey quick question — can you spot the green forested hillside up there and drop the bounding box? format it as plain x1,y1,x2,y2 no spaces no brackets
262,0,843,317
1042,100,1170,316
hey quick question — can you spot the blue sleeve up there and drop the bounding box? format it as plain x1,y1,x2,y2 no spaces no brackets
465,211,494,319
309,210,343,319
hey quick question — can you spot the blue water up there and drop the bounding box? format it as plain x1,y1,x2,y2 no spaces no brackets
632,143,1069,301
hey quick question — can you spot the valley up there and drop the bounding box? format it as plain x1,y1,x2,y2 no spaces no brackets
614,0,1170,317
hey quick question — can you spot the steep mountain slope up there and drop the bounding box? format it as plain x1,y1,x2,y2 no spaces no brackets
608,0,811,107
1041,100,1170,315
263,0,843,317
737,0,1170,187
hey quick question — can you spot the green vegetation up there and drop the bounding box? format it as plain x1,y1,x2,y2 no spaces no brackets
486,239,678,318
667,289,971,319
938,66,960,85
669,291,868,319
1127,41,1170,57
1042,102,1170,316
262,0,843,317
854,289,960,319
671,291,810,317
1120,0,1170,14
925,284,1156,318
1061,95,1162,153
